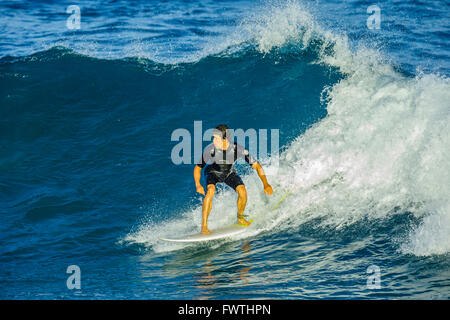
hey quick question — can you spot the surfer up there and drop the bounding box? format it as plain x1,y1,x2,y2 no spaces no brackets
194,124,273,234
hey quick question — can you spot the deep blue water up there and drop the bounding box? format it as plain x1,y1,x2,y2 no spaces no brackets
1,0,449,299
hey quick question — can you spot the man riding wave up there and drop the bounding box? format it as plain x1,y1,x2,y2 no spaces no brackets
194,124,273,234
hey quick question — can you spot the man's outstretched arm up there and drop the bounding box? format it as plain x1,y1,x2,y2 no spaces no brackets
194,165,205,195
251,162,273,195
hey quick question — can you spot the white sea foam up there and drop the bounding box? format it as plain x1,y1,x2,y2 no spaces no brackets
401,203,450,256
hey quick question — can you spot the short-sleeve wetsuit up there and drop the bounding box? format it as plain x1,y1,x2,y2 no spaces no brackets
196,142,257,190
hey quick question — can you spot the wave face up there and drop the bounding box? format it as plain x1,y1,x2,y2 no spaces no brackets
1,0,449,299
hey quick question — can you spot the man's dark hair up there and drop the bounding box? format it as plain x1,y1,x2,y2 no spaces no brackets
214,124,230,140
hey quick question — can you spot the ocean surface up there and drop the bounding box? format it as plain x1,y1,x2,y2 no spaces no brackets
1,0,449,299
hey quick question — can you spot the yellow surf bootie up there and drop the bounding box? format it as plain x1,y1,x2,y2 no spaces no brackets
237,215,253,227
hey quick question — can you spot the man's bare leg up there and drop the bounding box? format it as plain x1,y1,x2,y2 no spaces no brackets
201,184,215,234
236,185,251,226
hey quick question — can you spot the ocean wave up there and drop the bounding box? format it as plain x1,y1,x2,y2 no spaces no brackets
2,1,448,258
124,1,450,257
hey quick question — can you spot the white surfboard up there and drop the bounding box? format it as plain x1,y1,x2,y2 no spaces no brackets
160,222,252,243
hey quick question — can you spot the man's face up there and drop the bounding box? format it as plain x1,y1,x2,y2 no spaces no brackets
213,134,227,149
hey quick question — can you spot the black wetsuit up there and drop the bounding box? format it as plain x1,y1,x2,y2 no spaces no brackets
197,142,257,190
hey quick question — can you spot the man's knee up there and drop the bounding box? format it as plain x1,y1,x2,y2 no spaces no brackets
206,184,216,197
236,185,247,198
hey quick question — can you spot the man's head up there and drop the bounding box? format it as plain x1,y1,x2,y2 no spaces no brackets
213,124,230,149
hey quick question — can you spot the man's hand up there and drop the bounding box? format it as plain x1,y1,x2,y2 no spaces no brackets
264,184,273,196
196,184,205,195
